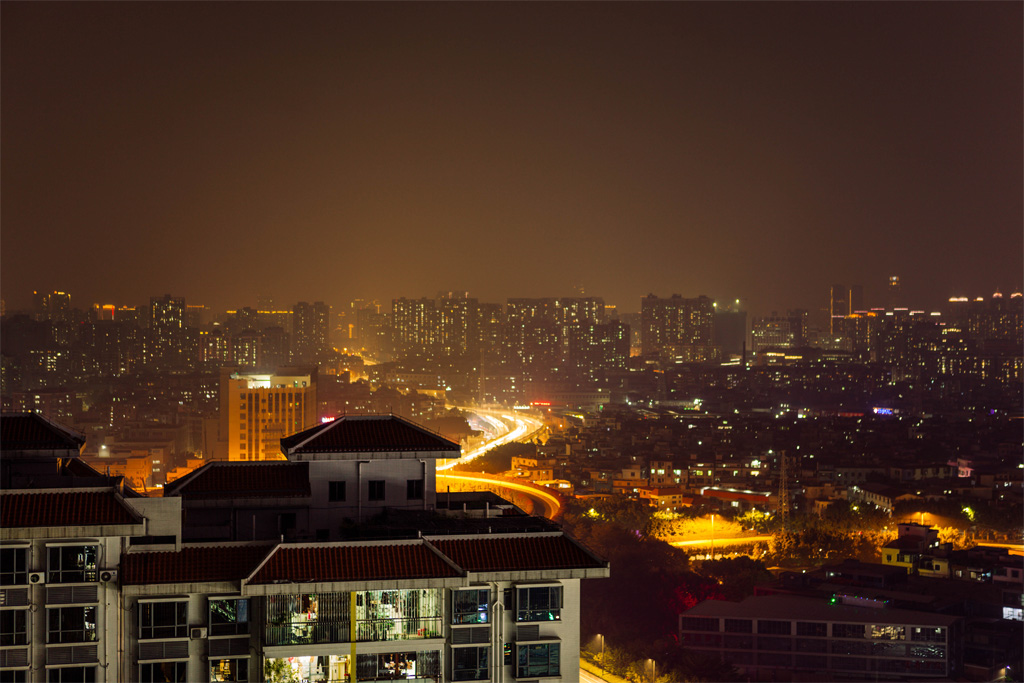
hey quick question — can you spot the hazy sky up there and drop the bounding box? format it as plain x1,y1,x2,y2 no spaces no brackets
2,2,1020,316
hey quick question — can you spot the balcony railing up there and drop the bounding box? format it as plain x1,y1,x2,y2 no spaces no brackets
265,616,443,646
355,616,443,642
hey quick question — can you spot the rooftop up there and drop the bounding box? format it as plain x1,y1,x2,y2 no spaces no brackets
1,489,141,528
281,414,459,457
429,533,607,573
248,542,462,584
163,461,310,499
121,544,274,585
0,412,86,453
682,594,959,627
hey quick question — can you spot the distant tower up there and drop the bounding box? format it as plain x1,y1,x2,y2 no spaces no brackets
887,276,902,309
829,285,847,337
777,451,790,524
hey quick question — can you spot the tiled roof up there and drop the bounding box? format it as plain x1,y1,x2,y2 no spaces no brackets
429,534,606,572
281,415,459,454
0,412,85,451
163,461,310,499
248,543,462,584
1,490,140,528
122,545,274,585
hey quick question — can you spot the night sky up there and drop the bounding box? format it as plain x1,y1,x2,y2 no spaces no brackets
2,2,1020,316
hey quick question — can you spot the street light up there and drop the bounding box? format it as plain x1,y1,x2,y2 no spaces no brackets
597,634,605,674
648,658,657,682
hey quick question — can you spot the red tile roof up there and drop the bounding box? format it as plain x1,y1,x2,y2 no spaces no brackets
0,412,85,451
248,543,462,584
281,415,459,454
121,545,274,585
429,534,606,572
1,490,140,528
163,461,310,499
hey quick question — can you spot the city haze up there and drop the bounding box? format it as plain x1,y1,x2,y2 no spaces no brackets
2,2,1021,314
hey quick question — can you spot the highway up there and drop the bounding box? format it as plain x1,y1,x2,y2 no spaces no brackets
670,534,772,549
436,407,545,471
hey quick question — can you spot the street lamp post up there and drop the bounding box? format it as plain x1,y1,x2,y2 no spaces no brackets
598,634,605,675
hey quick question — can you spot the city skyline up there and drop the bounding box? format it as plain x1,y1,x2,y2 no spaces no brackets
2,3,1021,315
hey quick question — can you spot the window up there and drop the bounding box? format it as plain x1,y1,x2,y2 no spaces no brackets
0,671,26,683
911,626,945,642
328,481,346,502
407,479,424,500
724,618,752,633
832,623,865,639
870,624,905,640
757,620,791,635
139,662,187,683
368,480,385,502
47,546,98,583
453,646,489,681
517,643,559,678
452,589,489,625
210,658,248,682
209,598,249,636
46,668,96,683
47,606,97,644
796,622,827,637
680,617,718,632
139,601,187,640
1,609,28,645
516,586,562,622
0,547,28,585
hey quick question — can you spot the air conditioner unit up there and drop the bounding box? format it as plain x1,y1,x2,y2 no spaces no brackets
99,570,118,583
28,572,45,585
190,627,207,640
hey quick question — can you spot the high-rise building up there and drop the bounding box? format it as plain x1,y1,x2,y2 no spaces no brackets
219,367,318,461
148,294,187,368
391,298,439,358
292,301,330,364
887,275,903,309
828,284,848,337
640,294,715,361
438,294,478,357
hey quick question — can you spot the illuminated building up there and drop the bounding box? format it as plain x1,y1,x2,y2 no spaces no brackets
887,275,903,309
148,294,188,369
828,284,848,337
231,329,260,369
640,293,715,361
752,314,798,354
292,301,331,364
32,290,72,323
392,297,440,358
438,293,478,357
219,367,318,461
